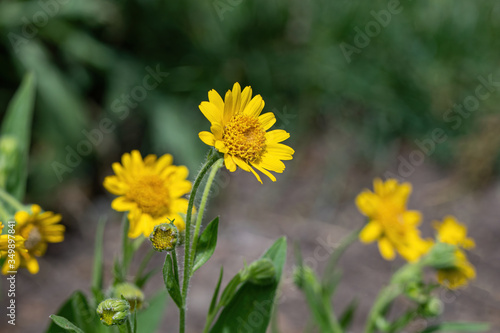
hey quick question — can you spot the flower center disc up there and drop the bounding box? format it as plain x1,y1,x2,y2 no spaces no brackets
127,175,170,217
223,114,266,162
24,225,42,251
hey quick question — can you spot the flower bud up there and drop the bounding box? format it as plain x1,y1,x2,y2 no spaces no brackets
423,242,457,269
241,258,276,286
423,297,443,317
112,282,145,311
96,298,130,326
293,265,319,292
149,222,178,252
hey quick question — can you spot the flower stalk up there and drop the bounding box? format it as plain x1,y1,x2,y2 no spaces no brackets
179,151,223,333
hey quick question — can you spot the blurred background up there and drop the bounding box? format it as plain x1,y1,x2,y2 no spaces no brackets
0,0,499,332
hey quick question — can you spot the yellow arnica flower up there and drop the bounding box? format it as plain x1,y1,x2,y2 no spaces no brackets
103,150,191,238
1,205,64,274
434,216,476,289
198,82,294,183
356,178,432,261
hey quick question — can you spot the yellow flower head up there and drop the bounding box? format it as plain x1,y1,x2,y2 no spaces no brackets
198,82,294,183
1,205,64,275
437,249,476,289
434,216,476,289
433,216,475,249
103,150,191,238
356,178,431,261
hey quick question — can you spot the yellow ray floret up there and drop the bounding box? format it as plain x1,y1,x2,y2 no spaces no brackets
103,150,192,238
198,82,294,183
434,216,476,289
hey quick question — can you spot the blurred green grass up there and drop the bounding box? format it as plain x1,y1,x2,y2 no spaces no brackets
0,0,499,201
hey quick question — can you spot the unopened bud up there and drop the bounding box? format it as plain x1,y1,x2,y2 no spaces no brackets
112,283,145,311
149,222,178,252
96,298,130,326
423,297,443,317
423,242,457,269
241,258,276,286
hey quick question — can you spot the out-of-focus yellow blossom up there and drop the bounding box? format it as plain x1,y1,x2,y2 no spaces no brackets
198,82,294,183
434,216,476,289
1,205,64,274
356,178,432,261
103,150,191,238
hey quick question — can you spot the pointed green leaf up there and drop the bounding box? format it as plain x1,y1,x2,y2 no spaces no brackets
136,291,168,332
92,217,106,299
339,299,358,330
421,322,490,333
209,237,287,333
46,291,93,333
209,266,224,315
0,72,36,200
193,217,219,273
163,254,182,308
49,315,84,333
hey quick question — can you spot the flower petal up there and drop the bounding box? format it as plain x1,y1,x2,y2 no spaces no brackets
378,238,396,260
199,131,215,146
359,221,383,243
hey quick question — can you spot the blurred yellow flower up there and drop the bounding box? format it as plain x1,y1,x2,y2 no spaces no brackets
356,178,432,261
434,216,475,249
434,216,476,289
103,150,191,238
1,205,64,274
198,82,294,183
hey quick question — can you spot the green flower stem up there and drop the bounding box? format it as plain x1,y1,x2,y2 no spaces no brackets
180,152,222,333
118,319,133,333
364,261,425,333
172,248,180,284
189,158,223,270
0,187,25,212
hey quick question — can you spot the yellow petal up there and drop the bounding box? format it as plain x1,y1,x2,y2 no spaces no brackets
240,86,253,111
265,143,294,160
232,82,242,114
208,89,224,112
359,221,383,243
402,210,421,227
378,238,396,260
233,157,262,183
223,90,235,124
199,131,215,146
199,101,222,124
243,95,264,118
355,191,379,217
224,154,237,172
253,163,277,182
265,129,290,144
15,211,31,226
111,197,136,212
259,112,276,131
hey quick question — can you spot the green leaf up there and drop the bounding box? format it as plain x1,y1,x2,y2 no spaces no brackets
209,237,287,333
208,266,224,315
92,217,106,301
339,299,358,330
193,217,219,273
136,291,168,332
49,315,84,333
0,72,36,200
421,322,490,333
163,254,182,308
46,291,93,333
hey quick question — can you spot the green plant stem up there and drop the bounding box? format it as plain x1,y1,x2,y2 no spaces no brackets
118,319,133,333
364,261,425,333
172,248,180,284
135,248,155,280
179,152,222,333
189,158,223,269
0,187,25,212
